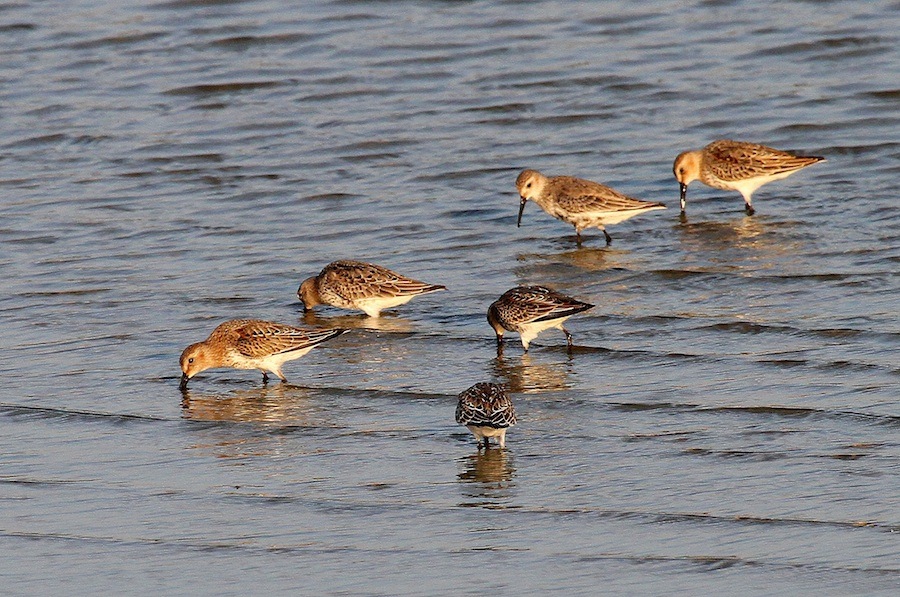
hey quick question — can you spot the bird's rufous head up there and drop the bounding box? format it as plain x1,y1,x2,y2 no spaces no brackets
515,169,546,227
179,342,213,389
297,277,321,311
672,151,701,212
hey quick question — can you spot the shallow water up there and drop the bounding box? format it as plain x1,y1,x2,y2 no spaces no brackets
1,0,898,594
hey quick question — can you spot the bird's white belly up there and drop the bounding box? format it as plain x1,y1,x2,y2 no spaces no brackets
251,346,315,372
709,170,795,195
518,317,567,347
467,425,507,438
356,294,416,317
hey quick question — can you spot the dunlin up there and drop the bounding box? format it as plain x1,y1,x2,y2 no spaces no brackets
298,260,446,317
673,139,825,215
487,285,594,352
455,382,517,448
179,319,346,389
516,169,665,244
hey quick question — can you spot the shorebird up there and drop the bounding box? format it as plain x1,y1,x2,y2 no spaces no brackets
487,285,594,352
298,260,446,317
455,382,517,448
673,139,825,215
516,169,665,245
179,319,346,389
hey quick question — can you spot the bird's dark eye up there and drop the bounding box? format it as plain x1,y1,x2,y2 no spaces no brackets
526,183,531,188
188,357,194,363
679,168,684,174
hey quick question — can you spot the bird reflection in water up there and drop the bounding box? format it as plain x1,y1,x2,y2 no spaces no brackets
540,245,618,272
515,241,638,280
491,351,571,393
457,449,516,500
181,383,322,425
300,310,416,333
675,215,801,272
180,385,337,460
676,213,771,250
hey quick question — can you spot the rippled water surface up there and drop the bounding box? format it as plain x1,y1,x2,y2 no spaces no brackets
1,0,898,594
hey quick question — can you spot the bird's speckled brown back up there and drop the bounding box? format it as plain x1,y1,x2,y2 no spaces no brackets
455,382,517,428
546,175,663,212
703,140,824,182
316,260,445,304
489,285,594,332
208,319,343,361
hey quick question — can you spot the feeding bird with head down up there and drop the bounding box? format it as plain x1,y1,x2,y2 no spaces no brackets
516,169,665,245
673,139,825,215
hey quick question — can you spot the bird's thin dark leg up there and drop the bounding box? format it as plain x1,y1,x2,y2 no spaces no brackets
563,326,574,353
745,203,755,216
262,372,269,384
575,228,583,245
603,229,612,245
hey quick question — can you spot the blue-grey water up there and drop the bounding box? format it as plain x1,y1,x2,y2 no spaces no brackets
1,1,898,594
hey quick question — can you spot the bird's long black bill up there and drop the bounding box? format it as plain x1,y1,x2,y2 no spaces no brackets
679,183,687,212
179,373,189,391
517,197,527,227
